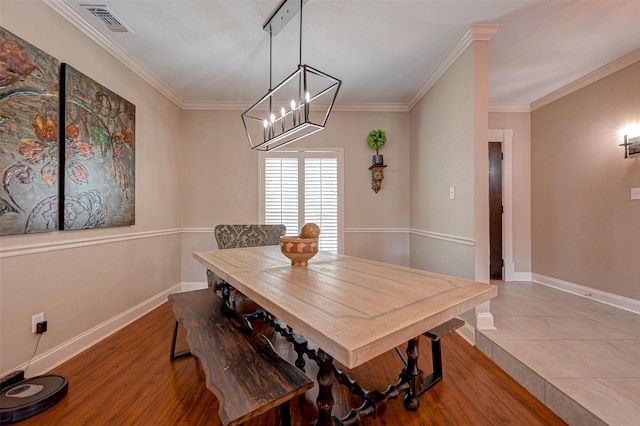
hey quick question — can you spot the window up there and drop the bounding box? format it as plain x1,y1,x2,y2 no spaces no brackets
259,149,343,253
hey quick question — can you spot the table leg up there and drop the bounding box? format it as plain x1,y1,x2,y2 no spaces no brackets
314,349,336,426
400,336,423,410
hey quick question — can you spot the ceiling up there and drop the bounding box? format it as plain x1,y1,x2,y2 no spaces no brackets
52,0,640,111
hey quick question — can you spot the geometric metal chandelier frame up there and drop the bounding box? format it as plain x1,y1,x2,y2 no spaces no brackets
241,0,341,151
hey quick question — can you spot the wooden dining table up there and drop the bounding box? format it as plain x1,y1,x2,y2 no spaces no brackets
194,246,497,425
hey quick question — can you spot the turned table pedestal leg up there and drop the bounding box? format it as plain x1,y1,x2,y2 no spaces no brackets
314,349,338,426
400,336,423,410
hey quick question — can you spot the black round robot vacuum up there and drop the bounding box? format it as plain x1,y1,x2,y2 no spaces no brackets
0,373,68,423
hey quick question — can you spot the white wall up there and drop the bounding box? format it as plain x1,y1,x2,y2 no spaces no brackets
0,1,183,374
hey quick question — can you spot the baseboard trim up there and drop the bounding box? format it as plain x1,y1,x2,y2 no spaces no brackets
181,281,207,291
532,273,640,315
457,323,476,346
505,263,532,282
8,283,181,377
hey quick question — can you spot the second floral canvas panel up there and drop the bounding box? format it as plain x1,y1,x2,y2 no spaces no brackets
62,64,135,230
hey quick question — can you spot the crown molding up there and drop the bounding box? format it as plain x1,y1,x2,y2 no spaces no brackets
181,101,409,113
47,0,412,113
405,24,499,111
406,28,473,111
531,47,640,111
332,103,409,113
44,0,185,108
470,23,500,41
46,2,508,114
181,101,248,111
489,104,530,113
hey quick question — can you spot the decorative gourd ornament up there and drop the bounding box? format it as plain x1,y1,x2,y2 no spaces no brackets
300,223,320,238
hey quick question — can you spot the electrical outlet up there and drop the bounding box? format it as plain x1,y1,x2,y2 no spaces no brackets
32,312,44,333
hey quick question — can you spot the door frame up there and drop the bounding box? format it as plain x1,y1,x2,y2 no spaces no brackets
488,129,514,281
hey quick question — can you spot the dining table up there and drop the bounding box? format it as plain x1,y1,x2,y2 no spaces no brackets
193,245,497,425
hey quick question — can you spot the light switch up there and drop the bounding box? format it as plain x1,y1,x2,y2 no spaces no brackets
449,186,455,200
631,188,640,200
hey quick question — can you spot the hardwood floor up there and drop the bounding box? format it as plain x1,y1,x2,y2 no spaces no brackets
19,301,566,425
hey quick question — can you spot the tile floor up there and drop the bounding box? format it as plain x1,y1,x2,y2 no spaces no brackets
476,281,640,426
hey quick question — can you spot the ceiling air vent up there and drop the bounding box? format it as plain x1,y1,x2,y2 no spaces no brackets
81,4,132,33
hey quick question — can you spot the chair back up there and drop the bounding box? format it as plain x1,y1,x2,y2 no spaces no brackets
214,224,286,250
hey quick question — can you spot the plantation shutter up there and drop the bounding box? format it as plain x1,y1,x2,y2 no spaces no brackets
261,150,341,254
304,157,338,253
264,157,299,236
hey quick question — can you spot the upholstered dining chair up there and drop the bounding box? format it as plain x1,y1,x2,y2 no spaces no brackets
206,224,287,290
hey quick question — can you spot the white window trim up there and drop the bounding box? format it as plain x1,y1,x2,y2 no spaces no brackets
258,148,345,253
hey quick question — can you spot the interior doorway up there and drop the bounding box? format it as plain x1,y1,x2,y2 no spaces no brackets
488,142,503,280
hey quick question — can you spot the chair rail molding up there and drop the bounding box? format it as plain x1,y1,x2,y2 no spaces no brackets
410,228,475,247
0,229,181,258
344,227,409,234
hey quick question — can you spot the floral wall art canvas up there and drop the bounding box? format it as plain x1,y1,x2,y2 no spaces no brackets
61,64,135,230
0,27,60,236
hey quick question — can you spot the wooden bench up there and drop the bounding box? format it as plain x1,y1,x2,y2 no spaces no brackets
168,289,313,426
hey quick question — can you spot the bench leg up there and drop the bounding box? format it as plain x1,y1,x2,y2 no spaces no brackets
279,401,292,426
170,320,191,361
417,338,443,396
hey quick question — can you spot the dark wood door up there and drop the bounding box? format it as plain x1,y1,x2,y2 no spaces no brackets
489,142,503,280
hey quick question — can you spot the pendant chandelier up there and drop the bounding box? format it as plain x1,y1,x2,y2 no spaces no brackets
241,0,341,151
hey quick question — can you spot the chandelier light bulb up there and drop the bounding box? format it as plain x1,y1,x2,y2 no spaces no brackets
263,119,268,141
270,113,276,123
291,100,297,126
304,91,311,122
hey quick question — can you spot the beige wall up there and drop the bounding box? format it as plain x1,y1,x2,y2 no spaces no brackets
0,1,182,373
0,1,412,374
0,2,511,375
409,41,492,328
409,44,485,282
531,61,640,300
489,112,532,274
179,110,411,282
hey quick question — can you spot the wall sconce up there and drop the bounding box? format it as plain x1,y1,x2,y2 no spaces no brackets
369,165,386,193
620,134,640,158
